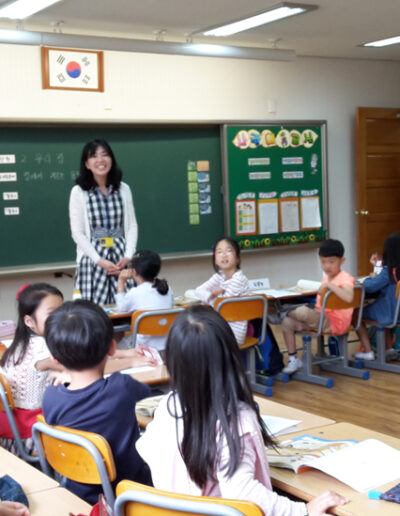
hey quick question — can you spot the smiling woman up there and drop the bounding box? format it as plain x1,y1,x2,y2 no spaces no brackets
69,139,138,304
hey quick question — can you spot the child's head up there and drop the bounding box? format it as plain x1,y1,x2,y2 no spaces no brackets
77,139,122,191
382,232,400,282
45,300,114,371
212,237,241,273
318,238,345,279
130,250,169,295
0,283,63,367
165,305,273,487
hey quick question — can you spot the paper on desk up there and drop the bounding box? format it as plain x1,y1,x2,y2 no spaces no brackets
262,415,302,437
253,279,320,299
104,366,155,378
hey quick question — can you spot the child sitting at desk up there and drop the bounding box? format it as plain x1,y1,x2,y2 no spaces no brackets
195,237,249,344
42,300,152,505
115,249,173,350
354,232,400,361
137,305,348,516
282,239,355,374
0,283,64,456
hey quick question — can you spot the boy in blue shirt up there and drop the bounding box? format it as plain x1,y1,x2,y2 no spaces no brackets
43,300,152,504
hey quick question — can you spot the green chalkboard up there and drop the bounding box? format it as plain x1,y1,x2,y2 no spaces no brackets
0,124,223,269
222,122,328,250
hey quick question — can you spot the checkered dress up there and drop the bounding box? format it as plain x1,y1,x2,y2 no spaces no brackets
75,187,128,304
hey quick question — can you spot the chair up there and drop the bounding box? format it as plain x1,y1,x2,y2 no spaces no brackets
214,295,273,396
357,280,400,373
114,480,263,516
278,284,369,387
0,373,39,463
130,308,185,348
32,414,116,506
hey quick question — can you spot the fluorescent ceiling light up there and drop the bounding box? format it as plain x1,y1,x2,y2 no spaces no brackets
0,0,62,20
202,2,317,37
363,36,400,48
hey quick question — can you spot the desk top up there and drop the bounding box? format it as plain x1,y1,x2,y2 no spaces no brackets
270,422,400,516
0,446,59,495
28,487,92,516
254,395,335,434
105,358,169,386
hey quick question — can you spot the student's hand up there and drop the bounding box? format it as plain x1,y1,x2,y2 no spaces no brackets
119,269,135,281
209,287,224,301
317,284,329,296
370,252,379,267
130,348,158,367
116,257,131,270
98,259,120,275
0,501,31,516
306,491,349,516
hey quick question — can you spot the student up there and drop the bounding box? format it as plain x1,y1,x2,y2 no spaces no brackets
115,250,173,350
354,232,400,360
42,300,152,505
137,306,348,516
0,501,30,516
0,283,64,456
282,239,355,374
195,237,249,344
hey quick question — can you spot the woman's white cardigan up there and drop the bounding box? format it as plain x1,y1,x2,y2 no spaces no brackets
69,182,138,264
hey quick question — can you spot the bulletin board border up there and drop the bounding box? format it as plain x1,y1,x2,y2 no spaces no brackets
221,120,329,251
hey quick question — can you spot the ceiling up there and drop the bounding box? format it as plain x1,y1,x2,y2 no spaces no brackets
0,0,399,61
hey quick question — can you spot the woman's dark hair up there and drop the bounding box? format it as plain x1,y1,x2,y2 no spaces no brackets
131,250,169,295
75,139,122,191
382,232,400,283
165,305,275,488
0,283,63,367
45,300,113,371
212,237,241,273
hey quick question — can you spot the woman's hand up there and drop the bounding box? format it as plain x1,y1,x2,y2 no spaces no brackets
306,491,349,516
0,501,31,516
116,257,131,270
97,258,120,275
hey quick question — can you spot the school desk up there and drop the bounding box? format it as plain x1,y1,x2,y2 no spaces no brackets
253,394,335,433
104,358,170,386
269,421,400,515
27,487,92,515
0,445,59,494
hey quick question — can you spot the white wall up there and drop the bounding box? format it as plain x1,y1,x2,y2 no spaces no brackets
1,42,400,320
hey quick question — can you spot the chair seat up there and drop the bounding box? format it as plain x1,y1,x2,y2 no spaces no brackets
239,336,258,350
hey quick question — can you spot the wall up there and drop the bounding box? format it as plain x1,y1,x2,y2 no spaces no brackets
1,42,400,320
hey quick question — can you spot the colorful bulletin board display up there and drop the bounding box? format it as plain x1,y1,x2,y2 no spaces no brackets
222,122,328,250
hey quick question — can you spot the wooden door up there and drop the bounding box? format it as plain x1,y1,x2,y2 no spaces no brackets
356,107,400,275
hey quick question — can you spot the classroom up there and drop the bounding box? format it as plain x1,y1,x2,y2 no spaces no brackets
1,0,400,514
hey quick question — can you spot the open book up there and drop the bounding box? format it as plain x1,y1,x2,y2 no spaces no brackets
267,435,400,492
253,279,321,299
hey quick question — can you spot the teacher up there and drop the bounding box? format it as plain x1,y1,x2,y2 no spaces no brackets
69,139,138,304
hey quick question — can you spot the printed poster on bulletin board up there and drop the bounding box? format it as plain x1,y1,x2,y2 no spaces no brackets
222,122,328,250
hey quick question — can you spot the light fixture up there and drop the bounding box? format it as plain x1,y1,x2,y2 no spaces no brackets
0,0,62,20
363,36,400,48
198,2,317,37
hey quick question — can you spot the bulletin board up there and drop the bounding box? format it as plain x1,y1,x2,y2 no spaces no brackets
222,122,328,250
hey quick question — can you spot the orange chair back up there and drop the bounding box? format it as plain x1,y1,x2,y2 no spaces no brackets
35,414,117,484
321,285,363,310
131,308,184,337
214,296,267,322
0,373,14,411
116,480,263,516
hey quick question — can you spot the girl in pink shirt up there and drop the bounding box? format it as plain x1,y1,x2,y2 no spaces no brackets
137,305,348,516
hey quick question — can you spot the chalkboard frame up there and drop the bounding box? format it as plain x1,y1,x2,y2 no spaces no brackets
221,120,329,252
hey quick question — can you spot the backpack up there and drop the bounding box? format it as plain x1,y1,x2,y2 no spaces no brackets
250,319,284,375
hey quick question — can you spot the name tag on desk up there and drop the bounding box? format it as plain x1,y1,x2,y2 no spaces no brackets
99,237,114,247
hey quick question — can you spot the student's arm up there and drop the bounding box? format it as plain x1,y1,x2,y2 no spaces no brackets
111,348,157,366
363,267,390,294
35,357,64,372
194,274,221,303
115,273,137,312
318,281,354,303
0,501,31,516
